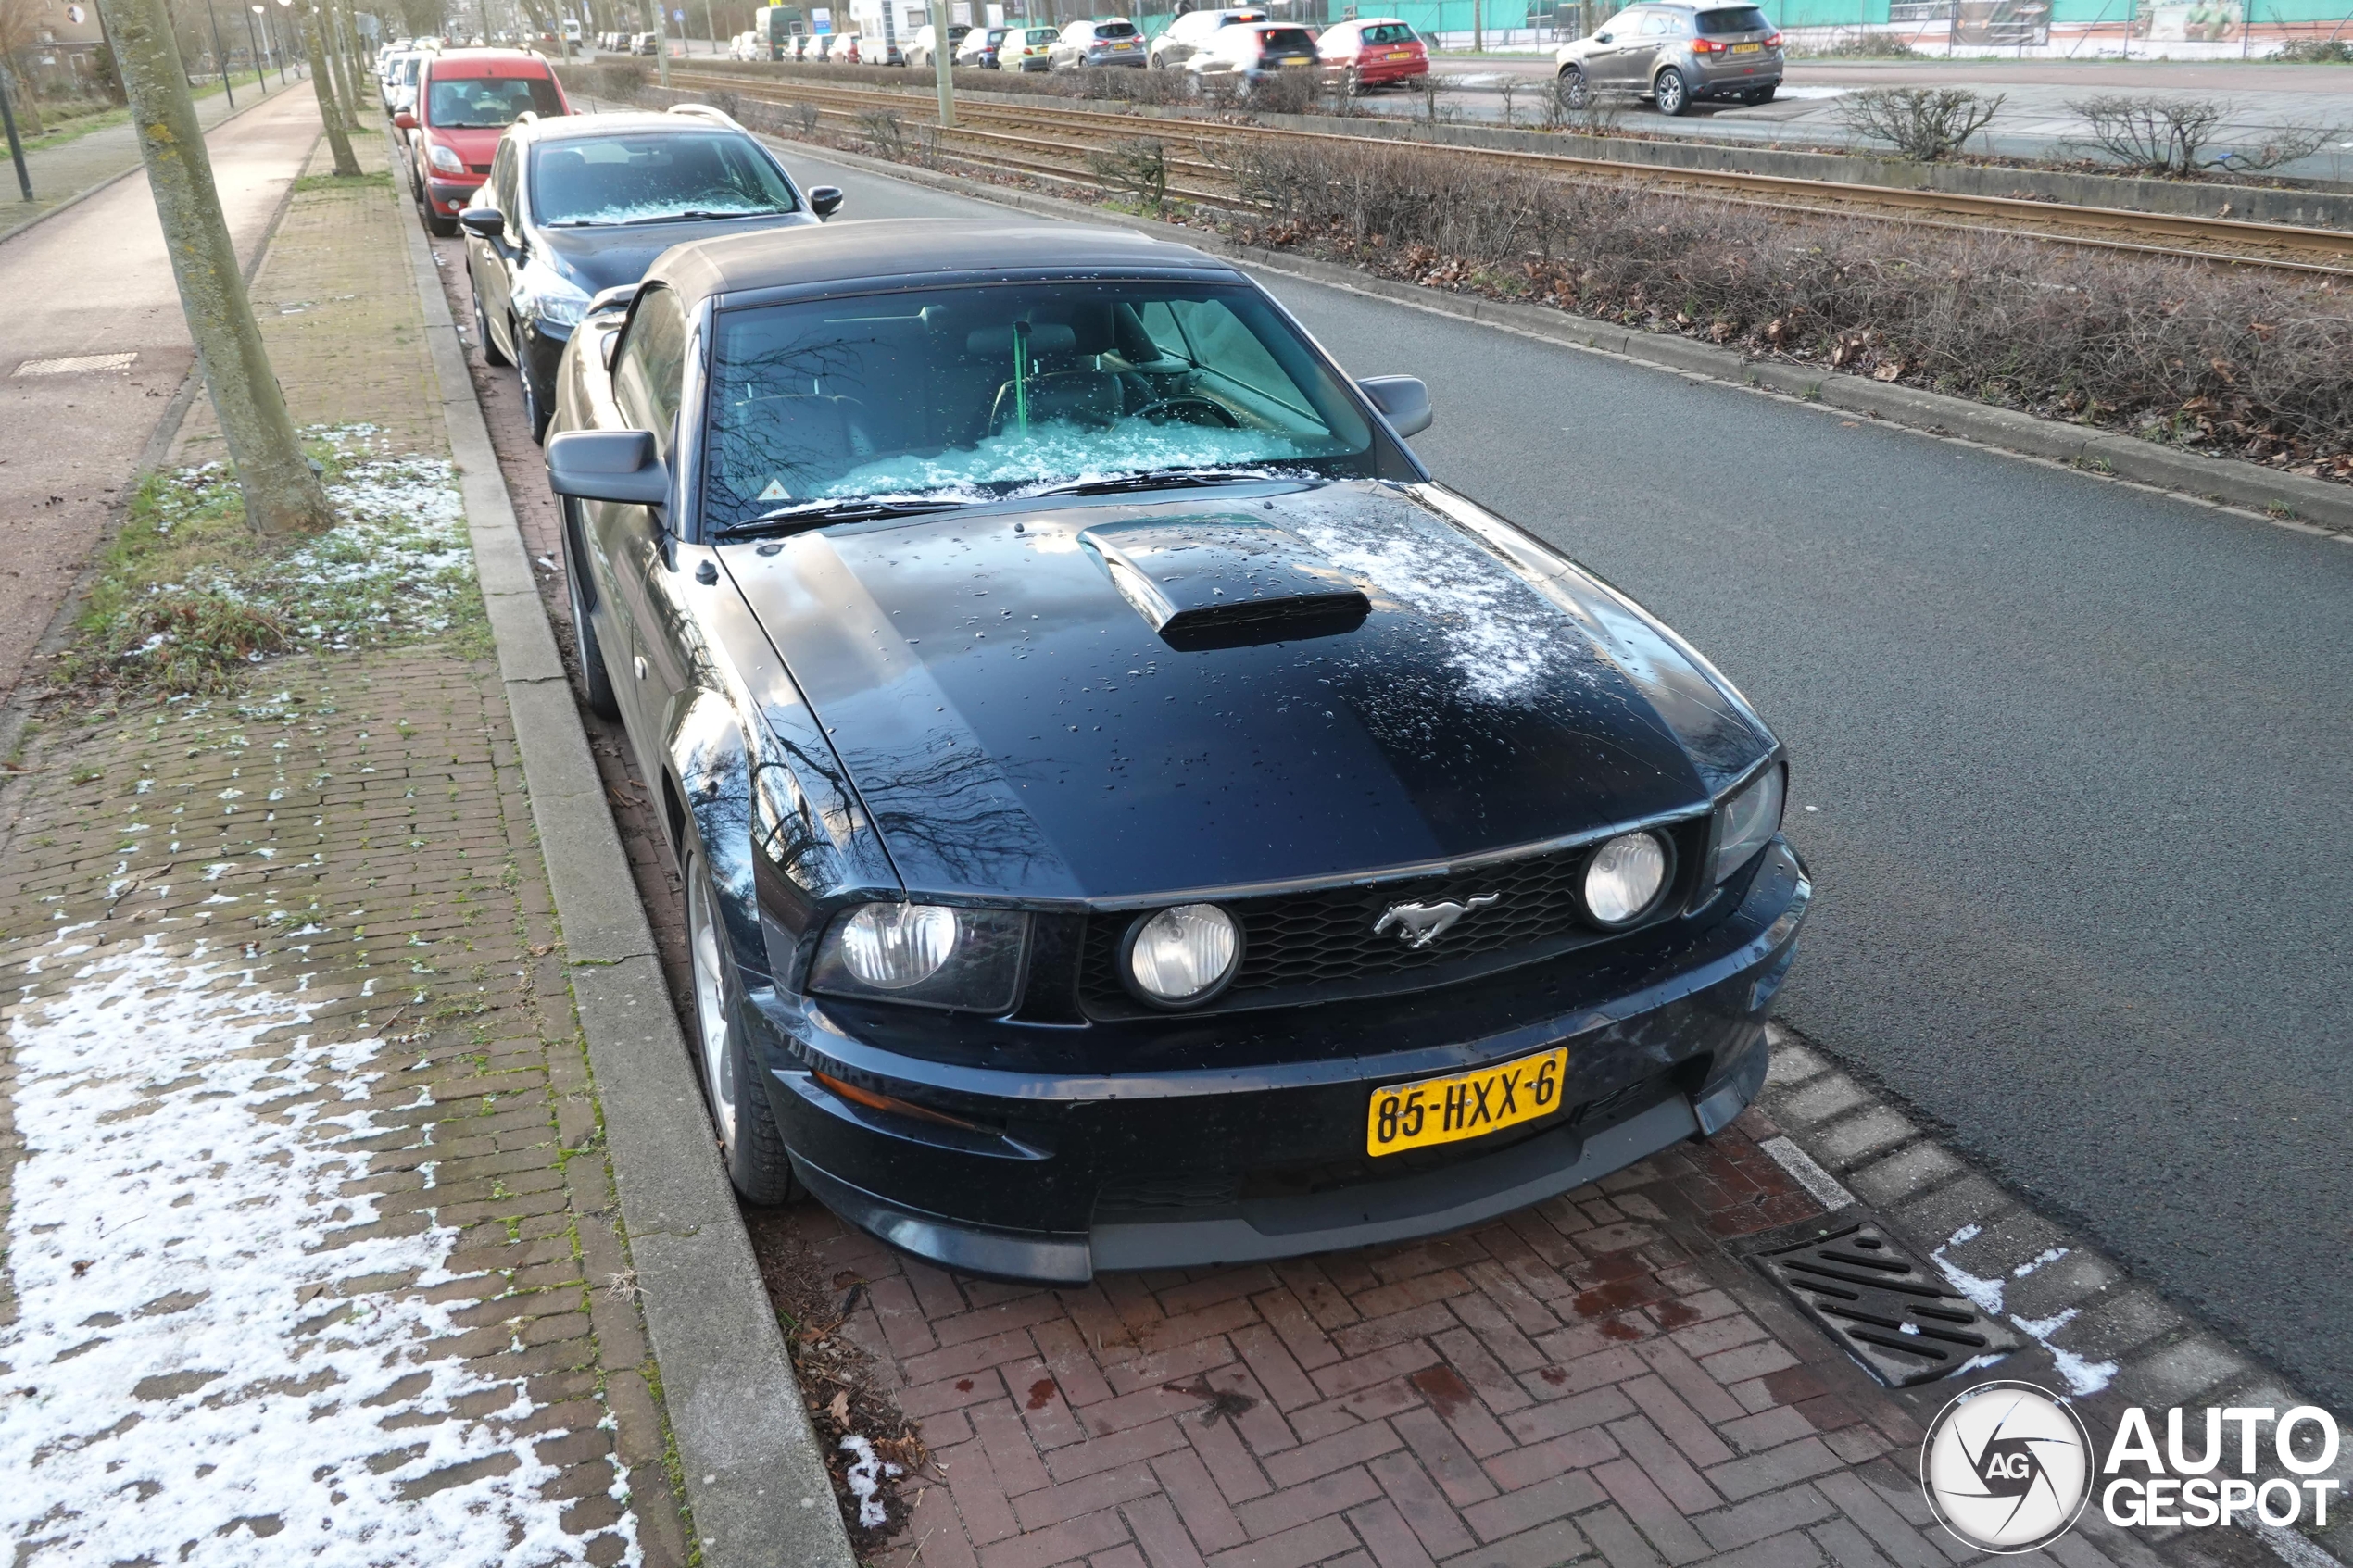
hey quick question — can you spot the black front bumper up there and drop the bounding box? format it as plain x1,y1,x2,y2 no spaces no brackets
744,838,1809,1283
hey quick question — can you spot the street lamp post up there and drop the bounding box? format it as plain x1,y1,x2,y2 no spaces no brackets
243,1,271,89
204,0,238,105
0,67,32,203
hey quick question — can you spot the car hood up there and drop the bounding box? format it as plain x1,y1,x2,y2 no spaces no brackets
534,212,823,295
724,481,1773,903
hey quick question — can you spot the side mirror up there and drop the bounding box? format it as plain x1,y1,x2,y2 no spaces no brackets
459,207,506,239
547,430,670,506
808,185,844,219
1357,375,1432,437
394,108,418,130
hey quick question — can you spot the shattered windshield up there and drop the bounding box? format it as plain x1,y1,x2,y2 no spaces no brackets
703,282,1380,529
532,132,799,226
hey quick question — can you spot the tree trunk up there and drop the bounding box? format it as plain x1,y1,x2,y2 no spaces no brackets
94,0,336,538
305,5,361,174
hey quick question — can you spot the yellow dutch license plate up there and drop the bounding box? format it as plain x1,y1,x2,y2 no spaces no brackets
1366,1046,1567,1156
1731,41,1763,51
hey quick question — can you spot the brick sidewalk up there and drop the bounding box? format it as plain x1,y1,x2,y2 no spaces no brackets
773,1104,2253,1568
0,132,686,1565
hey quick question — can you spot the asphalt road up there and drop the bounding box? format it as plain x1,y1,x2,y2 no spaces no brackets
774,146,2353,1407
0,90,322,699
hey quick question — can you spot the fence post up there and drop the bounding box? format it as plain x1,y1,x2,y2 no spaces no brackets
0,68,31,203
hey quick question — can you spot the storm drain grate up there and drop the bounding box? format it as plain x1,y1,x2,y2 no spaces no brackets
14,353,137,377
1752,1219,2017,1387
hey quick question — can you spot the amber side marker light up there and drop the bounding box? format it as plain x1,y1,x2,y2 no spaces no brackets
812,1071,982,1131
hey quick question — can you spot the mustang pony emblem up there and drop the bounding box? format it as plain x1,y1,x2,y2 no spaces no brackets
1373,895,1502,949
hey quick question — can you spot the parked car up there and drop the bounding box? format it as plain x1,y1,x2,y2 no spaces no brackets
901,21,969,66
538,218,1807,1284
1145,5,1265,69
1185,21,1319,84
953,24,1010,65
631,31,660,55
1049,16,1146,68
400,49,570,237
381,48,426,114
996,23,1058,68
786,31,814,59
810,31,844,59
461,104,840,442
1554,0,1782,114
1316,18,1428,89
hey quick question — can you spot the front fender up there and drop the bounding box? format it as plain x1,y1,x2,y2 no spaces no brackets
668,691,768,982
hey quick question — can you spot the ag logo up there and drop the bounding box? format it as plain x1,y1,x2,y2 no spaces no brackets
1920,1381,2093,1553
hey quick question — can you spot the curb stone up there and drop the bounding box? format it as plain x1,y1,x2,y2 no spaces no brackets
1755,1024,2353,1568
395,180,858,1568
746,130,2353,539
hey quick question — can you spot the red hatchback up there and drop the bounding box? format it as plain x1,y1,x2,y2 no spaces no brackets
1317,17,1428,88
400,49,569,235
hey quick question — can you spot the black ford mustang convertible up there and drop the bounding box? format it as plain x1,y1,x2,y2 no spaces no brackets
546,218,1809,1284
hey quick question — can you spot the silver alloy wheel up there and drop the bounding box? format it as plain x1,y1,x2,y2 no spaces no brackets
1560,64,1588,108
1655,67,1687,115
686,859,737,1155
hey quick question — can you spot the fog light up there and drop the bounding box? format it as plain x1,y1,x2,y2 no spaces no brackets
1126,903,1240,1005
838,903,958,988
1584,833,1667,926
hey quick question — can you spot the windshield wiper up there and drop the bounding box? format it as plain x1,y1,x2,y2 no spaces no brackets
717,496,974,537
1037,467,1279,498
621,207,795,225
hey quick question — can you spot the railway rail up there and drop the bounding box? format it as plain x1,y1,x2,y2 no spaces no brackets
662,67,2353,279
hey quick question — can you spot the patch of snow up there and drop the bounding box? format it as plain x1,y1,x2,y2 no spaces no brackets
2013,1246,2068,1278
1,935,638,1565
838,1435,902,1529
1931,1227,2116,1397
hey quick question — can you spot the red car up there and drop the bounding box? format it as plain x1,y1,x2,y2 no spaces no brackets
399,49,569,236
1317,17,1428,88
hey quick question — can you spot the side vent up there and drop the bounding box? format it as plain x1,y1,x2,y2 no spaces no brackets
1752,1220,2018,1387
1078,518,1370,652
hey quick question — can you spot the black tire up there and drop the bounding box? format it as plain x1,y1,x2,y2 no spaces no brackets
1746,82,1777,104
473,288,510,367
561,499,622,720
1558,63,1589,108
1654,66,1690,116
425,205,459,237
515,320,551,443
685,848,799,1206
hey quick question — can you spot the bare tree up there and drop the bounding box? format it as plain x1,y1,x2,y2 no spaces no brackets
303,3,362,174
94,0,336,537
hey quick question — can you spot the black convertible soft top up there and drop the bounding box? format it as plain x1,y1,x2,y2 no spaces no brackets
646,218,1238,309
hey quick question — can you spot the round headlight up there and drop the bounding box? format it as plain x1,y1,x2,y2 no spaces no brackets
1583,833,1668,926
838,903,959,989
1126,903,1240,1006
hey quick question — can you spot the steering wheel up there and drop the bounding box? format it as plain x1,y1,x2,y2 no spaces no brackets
1132,395,1239,429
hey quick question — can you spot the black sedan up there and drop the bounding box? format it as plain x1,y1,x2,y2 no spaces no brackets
543,219,1809,1284
459,105,840,440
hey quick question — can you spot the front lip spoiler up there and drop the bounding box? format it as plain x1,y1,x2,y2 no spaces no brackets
790,1089,1706,1286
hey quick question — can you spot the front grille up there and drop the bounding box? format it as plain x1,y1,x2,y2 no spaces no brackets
1078,820,1705,1018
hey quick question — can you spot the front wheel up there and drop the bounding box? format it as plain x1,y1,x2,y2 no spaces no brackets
1653,66,1689,116
473,288,510,367
514,320,551,443
1558,63,1590,108
560,498,621,719
686,849,799,1206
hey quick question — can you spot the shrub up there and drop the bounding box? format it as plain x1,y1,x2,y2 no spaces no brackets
853,107,906,157
595,57,648,97
1834,86,2005,159
1796,30,1925,56
1088,137,1169,210
2070,94,2335,176
1215,133,2353,468
2271,36,2352,61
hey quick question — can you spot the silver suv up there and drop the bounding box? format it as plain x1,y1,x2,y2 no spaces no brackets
1554,2,1782,116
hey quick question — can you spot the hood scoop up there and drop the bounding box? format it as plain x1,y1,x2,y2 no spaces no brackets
1078,517,1370,652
